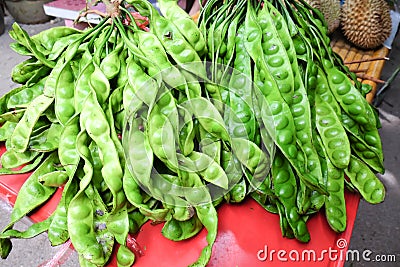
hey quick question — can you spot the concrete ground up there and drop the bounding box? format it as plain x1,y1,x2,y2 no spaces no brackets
0,8,399,267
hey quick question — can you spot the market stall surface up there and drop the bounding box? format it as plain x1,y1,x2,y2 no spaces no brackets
0,12,399,267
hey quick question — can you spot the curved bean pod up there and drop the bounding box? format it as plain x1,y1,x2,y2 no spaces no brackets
272,151,310,242
0,121,17,141
29,122,63,152
0,215,53,239
345,155,385,204
48,178,78,246
0,149,39,169
161,215,203,241
8,152,58,226
7,77,46,109
322,59,376,130
38,170,68,187
68,131,109,265
315,94,351,169
258,3,294,106
189,203,218,267
324,156,346,233
9,94,53,153
58,116,80,177
158,0,207,55
116,244,135,267
80,91,124,212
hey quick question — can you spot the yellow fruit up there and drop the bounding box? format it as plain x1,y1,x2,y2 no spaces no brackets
341,0,392,49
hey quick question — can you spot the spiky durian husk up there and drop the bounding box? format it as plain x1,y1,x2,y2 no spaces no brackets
304,0,322,9
341,0,392,49
304,0,341,34
320,0,341,33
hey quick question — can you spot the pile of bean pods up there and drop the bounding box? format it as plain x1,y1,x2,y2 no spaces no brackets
0,0,386,266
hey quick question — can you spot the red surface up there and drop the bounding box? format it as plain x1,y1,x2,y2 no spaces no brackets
105,193,359,267
0,144,359,267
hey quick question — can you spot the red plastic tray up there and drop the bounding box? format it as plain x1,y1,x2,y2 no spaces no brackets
0,145,359,267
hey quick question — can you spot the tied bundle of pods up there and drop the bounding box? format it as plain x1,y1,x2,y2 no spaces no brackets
0,0,385,266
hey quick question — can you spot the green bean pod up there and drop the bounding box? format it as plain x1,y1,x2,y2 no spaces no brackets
106,86,125,167
128,210,148,234
7,152,59,226
228,24,257,142
124,112,154,193
341,110,384,173
75,60,95,113
88,142,106,191
11,58,45,85
0,108,25,123
7,77,46,109
38,170,68,187
9,42,32,57
345,155,385,204
122,166,170,222
162,215,203,241
48,178,78,246
0,153,45,175
89,63,111,105
315,94,351,169
9,23,55,68
187,151,229,189
272,151,310,242
322,59,376,129
107,204,129,246
116,244,135,267
68,131,109,266
100,39,123,80
68,192,107,266
126,55,159,109
315,67,341,116
197,122,221,164
276,200,295,239
32,26,81,52
177,104,196,156
58,115,80,177
116,48,128,89
257,3,294,106
267,2,322,183
0,83,28,119
0,215,53,241
324,156,347,233
189,203,218,267
182,97,230,143
29,122,63,152
147,107,179,172
158,0,207,55
47,33,83,61
0,121,17,141
126,30,189,94
9,94,53,152
231,137,270,187
80,91,124,212
43,56,66,97
0,149,40,169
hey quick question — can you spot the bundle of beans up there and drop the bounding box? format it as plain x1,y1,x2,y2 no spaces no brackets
0,0,385,266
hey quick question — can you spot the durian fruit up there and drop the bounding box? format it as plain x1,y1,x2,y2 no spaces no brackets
341,0,392,49
304,0,341,34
